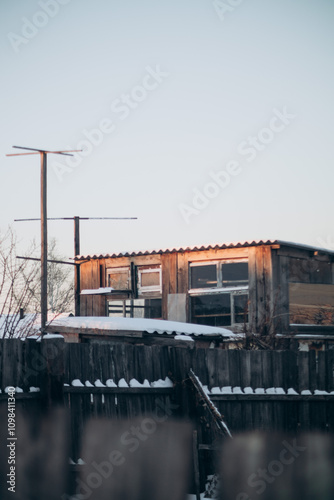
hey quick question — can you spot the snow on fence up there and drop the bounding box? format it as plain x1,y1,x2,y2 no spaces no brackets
0,339,334,462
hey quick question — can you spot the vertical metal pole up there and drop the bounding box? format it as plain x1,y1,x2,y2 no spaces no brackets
74,216,81,316
40,152,48,333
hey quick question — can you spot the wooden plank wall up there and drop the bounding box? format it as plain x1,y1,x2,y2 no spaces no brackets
248,246,274,334
80,260,106,316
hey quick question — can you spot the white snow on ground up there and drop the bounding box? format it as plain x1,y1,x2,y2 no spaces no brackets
85,381,94,387
187,493,213,499
244,387,253,394
118,378,129,388
15,387,23,393
301,390,312,395
29,387,40,392
314,390,329,395
49,315,239,338
254,388,265,394
72,379,84,387
275,388,286,394
151,377,173,388
287,388,298,395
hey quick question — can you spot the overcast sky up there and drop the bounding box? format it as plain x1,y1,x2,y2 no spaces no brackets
1,0,334,258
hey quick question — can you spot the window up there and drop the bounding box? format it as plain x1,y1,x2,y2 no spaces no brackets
189,260,249,327
108,298,162,319
289,258,333,284
289,283,334,325
106,267,130,290
222,262,248,287
190,261,248,290
191,265,217,288
190,292,248,327
138,266,161,294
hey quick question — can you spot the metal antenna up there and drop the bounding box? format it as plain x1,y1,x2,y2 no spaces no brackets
14,216,138,316
6,146,82,334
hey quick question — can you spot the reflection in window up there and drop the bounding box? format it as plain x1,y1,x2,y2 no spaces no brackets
289,258,332,284
190,292,248,327
222,262,248,287
190,261,248,289
234,294,249,324
191,294,231,326
191,265,217,289
289,283,334,325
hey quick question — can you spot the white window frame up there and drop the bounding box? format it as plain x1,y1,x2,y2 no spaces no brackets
138,266,162,294
106,267,130,290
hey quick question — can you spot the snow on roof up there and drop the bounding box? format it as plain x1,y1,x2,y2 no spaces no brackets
0,313,72,339
75,239,334,260
81,287,114,295
49,316,240,338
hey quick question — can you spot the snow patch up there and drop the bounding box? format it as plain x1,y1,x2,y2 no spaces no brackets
232,386,243,394
151,377,173,388
174,334,194,341
106,379,117,387
118,378,129,388
72,379,84,387
94,379,106,387
287,388,299,395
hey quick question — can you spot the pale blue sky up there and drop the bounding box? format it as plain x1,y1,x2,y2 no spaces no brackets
1,0,334,258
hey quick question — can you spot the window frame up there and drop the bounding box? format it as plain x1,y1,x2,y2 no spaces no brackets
189,259,249,327
137,266,162,294
189,258,249,292
106,267,131,290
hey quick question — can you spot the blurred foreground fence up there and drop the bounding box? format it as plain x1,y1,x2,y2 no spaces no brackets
0,338,334,498
0,409,333,500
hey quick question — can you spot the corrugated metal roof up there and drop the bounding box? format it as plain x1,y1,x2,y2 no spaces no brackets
75,239,334,261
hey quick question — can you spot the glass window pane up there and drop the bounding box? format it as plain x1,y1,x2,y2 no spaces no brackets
191,265,217,289
108,299,162,319
144,298,162,319
289,283,334,325
108,270,129,289
191,294,231,326
141,271,160,287
234,294,249,324
221,262,248,287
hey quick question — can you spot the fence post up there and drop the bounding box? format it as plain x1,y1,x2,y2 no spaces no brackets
40,337,65,409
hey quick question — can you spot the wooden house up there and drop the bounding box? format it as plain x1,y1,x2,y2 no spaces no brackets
75,240,334,345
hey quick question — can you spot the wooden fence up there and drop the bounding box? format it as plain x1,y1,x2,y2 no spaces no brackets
0,409,333,500
0,338,334,496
